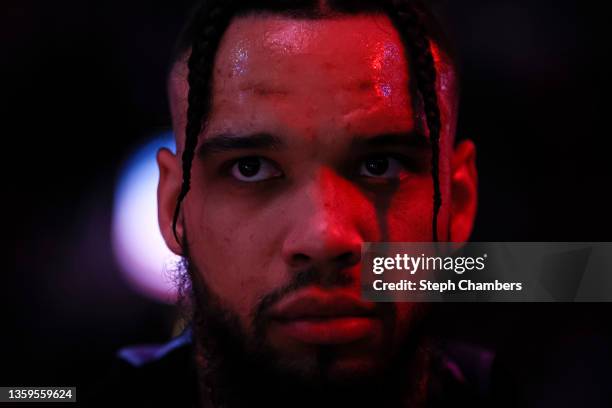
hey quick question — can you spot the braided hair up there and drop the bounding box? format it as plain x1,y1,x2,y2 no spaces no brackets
171,0,452,242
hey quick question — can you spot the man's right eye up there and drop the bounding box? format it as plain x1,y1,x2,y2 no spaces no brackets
229,156,282,182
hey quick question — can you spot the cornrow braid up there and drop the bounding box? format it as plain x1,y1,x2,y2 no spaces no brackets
386,0,443,242
172,1,237,242
171,0,448,243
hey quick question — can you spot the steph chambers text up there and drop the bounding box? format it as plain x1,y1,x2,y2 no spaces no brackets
372,279,523,293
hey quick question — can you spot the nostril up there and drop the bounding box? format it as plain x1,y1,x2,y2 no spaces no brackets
290,253,310,266
334,251,360,268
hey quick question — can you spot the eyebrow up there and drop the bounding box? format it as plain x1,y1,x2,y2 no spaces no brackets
351,132,430,150
197,132,285,159
196,130,429,159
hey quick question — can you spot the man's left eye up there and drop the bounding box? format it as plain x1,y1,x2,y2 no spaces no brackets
359,156,408,179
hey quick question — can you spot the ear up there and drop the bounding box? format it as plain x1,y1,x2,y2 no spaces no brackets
157,147,184,255
450,139,478,242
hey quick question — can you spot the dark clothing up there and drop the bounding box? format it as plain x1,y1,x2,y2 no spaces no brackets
85,328,491,408
87,328,200,407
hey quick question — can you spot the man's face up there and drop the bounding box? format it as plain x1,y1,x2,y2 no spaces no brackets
159,13,477,383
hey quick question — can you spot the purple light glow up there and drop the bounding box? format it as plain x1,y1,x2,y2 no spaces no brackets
112,133,181,303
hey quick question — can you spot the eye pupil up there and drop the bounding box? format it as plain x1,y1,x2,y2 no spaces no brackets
365,157,389,175
238,158,261,177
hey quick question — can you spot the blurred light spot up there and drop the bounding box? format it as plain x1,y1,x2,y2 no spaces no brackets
377,83,392,97
112,132,180,303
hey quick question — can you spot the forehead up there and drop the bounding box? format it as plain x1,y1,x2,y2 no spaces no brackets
217,13,406,81
210,13,417,137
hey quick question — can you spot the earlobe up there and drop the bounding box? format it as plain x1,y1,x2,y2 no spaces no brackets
157,147,184,255
450,139,478,242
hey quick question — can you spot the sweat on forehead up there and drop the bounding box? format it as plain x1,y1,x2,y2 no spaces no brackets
168,13,458,152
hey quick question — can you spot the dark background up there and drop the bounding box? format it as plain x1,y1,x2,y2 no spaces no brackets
4,0,611,405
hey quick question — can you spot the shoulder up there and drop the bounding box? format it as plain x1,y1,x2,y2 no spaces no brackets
84,327,199,407
116,326,193,368
427,341,495,408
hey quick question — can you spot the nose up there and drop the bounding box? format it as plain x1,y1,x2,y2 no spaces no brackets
281,168,364,271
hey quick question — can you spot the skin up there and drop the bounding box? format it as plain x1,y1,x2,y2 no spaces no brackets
158,13,477,381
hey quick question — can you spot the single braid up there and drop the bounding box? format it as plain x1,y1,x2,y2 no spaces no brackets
172,1,236,242
387,0,443,242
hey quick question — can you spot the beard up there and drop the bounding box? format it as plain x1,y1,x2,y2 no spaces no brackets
176,249,435,408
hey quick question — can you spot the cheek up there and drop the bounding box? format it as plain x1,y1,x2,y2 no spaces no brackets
385,177,434,240
184,184,289,330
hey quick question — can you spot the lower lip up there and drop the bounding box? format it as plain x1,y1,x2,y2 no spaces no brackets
272,317,379,345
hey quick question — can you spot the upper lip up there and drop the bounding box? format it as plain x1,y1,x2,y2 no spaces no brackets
268,287,378,321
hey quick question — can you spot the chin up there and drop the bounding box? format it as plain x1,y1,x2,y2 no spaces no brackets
265,342,390,386
324,357,387,383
